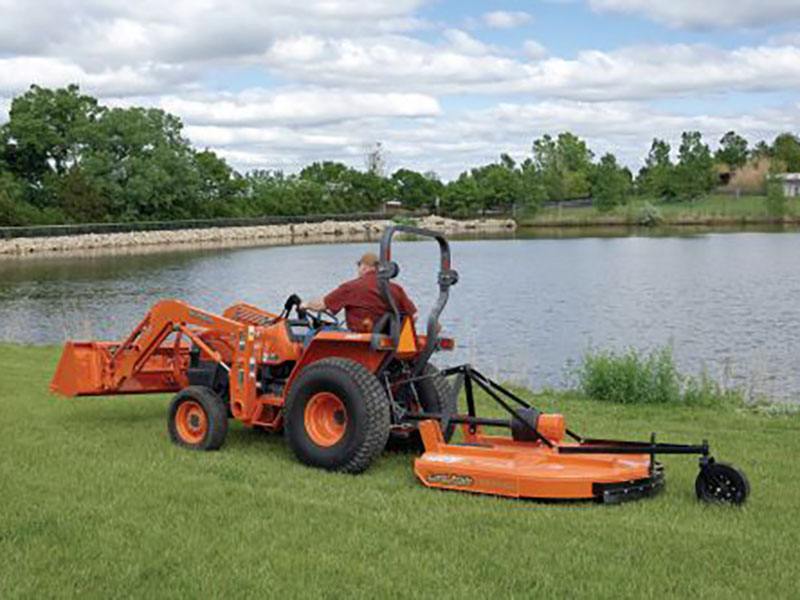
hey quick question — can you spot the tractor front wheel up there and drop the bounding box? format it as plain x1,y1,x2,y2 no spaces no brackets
285,358,390,473
168,386,229,451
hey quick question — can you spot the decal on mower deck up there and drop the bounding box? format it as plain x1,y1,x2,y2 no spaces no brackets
426,473,474,487
425,454,463,464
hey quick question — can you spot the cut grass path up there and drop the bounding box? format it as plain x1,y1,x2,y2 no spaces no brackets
1,344,798,598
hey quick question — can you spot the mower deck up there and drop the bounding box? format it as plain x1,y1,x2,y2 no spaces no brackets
415,423,664,502
403,364,748,505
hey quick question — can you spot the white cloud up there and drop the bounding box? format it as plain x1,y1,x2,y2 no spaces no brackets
173,95,800,177
524,44,800,100
589,0,800,29
0,56,193,97
483,10,533,29
522,40,548,60
263,34,525,90
263,36,800,100
0,1,429,64
0,0,798,180
442,30,496,56
158,89,440,126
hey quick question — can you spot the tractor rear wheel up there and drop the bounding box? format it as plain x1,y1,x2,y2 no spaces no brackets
388,364,456,451
284,358,390,474
168,386,228,451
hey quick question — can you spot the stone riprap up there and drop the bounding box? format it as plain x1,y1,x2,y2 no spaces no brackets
0,216,515,257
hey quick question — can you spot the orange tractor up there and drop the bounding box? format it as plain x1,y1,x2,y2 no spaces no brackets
51,225,749,504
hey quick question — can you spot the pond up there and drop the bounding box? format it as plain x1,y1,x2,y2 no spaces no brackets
1,229,798,401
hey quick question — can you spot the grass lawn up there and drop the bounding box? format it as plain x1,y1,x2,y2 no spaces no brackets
523,194,800,227
2,344,799,598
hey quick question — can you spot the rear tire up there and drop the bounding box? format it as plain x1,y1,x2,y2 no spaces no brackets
168,386,228,451
388,364,457,451
284,358,390,473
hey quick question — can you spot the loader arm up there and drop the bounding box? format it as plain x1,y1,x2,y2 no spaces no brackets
51,299,247,397
107,299,245,389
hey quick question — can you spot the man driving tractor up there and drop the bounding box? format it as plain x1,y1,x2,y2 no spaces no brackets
301,251,417,333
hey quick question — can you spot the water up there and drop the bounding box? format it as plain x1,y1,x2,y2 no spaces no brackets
1,230,799,400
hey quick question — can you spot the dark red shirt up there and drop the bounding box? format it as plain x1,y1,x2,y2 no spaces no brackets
324,272,417,332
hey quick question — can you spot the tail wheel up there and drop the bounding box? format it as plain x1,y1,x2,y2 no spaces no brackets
695,461,750,505
285,358,390,474
388,364,456,451
168,386,228,451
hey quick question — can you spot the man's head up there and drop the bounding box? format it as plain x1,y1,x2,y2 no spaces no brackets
357,252,379,277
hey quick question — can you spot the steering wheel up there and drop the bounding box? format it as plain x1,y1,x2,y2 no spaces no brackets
302,308,340,330
283,293,339,329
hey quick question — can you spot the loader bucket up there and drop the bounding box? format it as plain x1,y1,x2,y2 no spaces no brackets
50,341,189,397
50,341,113,397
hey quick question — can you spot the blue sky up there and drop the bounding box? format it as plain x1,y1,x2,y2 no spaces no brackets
1,0,799,177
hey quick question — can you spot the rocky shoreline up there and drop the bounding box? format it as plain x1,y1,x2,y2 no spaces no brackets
0,216,516,258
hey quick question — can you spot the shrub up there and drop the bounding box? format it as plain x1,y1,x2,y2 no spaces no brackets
765,178,786,217
634,201,663,226
576,346,741,406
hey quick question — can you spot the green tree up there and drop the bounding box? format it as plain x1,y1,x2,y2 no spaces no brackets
441,172,480,217
1,84,103,208
518,158,547,215
81,106,204,220
772,133,800,172
469,161,522,214
390,168,443,211
715,131,748,169
299,161,391,213
637,138,676,200
532,132,594,201
194,150,246,217
749,140,772,161
0,171,26,225
58,167,109,222
674,131,715,200
592,153,631,211
765,177,786,217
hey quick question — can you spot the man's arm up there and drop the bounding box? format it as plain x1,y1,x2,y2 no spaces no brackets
302,280,352,313
302,297,327,311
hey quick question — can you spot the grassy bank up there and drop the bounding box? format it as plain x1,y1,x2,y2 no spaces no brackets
522,194,800,228
1,344,799,598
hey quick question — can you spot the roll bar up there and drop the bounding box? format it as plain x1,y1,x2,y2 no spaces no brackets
377,225,459,374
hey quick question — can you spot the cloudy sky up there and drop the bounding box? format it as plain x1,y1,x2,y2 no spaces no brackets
1,0,799,178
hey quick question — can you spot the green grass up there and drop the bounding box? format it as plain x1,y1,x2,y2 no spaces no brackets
522,194,800,227
2,344,799,598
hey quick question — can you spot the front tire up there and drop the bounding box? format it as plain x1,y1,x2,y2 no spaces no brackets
284,358,390,473
168,386,228,451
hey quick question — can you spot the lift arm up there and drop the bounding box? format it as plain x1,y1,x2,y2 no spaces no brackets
51,299,247,397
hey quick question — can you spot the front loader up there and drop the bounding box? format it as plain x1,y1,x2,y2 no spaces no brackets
51,225,749,504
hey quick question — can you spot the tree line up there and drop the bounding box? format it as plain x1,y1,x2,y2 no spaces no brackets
1,85,799,226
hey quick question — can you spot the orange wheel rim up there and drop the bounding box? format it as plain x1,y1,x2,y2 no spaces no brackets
304,392,347,447
175,400,208,444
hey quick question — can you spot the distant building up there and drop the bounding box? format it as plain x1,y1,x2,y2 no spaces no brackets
383,199,404,215
777,173,800,197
